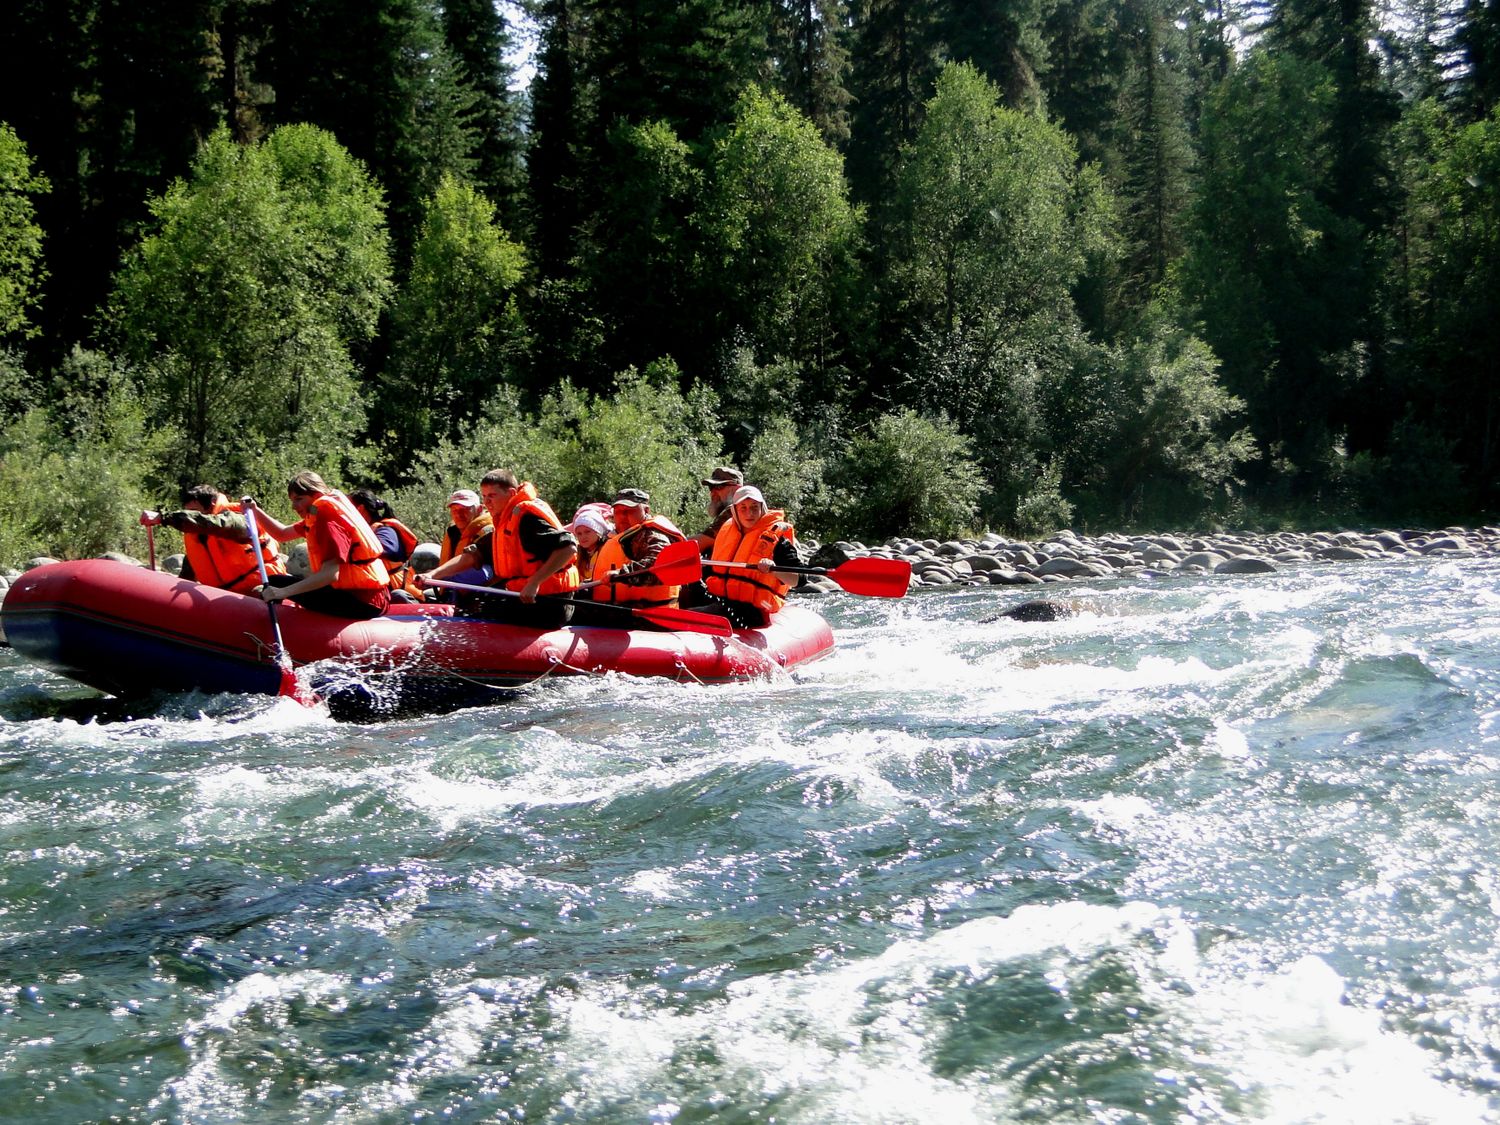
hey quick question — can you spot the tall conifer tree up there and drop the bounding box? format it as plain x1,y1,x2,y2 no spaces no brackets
441,0,526,225
770,0,854,144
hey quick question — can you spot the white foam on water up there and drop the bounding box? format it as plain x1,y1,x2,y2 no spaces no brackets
528,900,1489,1122
537,901,1183,1121
306,984,505,1119
1208,719,1253,759
1190,954,1489,1124
620,867,689,901
158,968,348,1122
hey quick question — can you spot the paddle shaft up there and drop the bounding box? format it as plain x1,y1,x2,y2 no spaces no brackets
422,576,731,636
145,523,157,571
240,498,294,672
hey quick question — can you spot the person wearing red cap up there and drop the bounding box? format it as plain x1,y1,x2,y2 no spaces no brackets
702,484,805,627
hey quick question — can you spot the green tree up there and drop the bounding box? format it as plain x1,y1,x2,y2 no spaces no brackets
1116,0,1195,306
1399,104,1500,505
889,62,1111,515
1456,0,1500,118
379,174,528,474
260,0,478,249
1057,316,1253,525
578,119,707,383
539,362,724,526
846,0,942,210
1,1,229,357
0,122,48,340
441,0,526,222
830,409,984,540
583,0,771,142
770,0,854,144
894,63,1109,343
702,87,861,391
942,0,1056,110
0,349,175,566
1182,47,1391,493
111,125,391,490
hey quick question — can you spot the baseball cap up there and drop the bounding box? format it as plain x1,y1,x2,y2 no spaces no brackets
613,487,651,508
447,489,481,508
702,466,743,487
730,485,765,506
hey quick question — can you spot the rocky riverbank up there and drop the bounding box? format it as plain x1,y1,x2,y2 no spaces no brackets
3,527,1498,625
795,526,1500,593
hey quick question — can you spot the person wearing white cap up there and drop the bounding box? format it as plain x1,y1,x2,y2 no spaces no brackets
568,507,612,581
425,487,493,600
437,488,492,567
702,484,805,627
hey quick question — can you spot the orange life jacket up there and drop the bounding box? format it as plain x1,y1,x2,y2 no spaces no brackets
489,482,580,595
439,511,493,566
305,491,390,591
182,498,286,594
371,516,420,590
592,516,687,607
705,509,796,615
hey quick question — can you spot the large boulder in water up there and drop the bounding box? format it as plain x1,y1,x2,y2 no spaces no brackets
992,600,1074,622
162,553,186,576
1215,556,1276,575
809,541,859,569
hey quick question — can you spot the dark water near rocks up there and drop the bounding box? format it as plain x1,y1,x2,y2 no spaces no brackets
4,556,1500,1123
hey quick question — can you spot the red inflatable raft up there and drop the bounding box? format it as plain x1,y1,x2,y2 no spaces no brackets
0,561,835,717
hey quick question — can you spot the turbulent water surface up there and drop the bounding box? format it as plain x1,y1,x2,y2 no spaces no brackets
4,556,1500,1123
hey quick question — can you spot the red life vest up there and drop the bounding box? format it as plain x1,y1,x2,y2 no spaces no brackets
181,498,286,594
305,491,389,591
489,482,580,595
705,509,796,615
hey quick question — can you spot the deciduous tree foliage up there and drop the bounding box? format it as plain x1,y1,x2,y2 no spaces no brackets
111,126,390,490
379,174,528,476
9,0,1500,542
0,123,47,340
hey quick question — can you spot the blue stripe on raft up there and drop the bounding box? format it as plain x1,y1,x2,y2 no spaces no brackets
3,607,284,698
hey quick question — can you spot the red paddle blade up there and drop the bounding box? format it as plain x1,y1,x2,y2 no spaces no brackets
631,605,733,636
648,540,705,586
825,557,912,597
275,657,319,706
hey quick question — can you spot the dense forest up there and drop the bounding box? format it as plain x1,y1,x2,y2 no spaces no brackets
1,0,1498,564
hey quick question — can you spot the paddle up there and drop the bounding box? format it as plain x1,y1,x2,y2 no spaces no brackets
241,497,312,703
578,539,702,591
421,576,733,637
145,522,157,571
707,555,912,598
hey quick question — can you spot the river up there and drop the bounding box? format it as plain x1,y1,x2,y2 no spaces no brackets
3,555,1500,1122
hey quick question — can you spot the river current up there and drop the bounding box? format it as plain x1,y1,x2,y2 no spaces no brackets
3,555,1500,1123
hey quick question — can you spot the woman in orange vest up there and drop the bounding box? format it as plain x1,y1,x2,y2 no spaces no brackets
703,485,805,628
591,488,687,608
140,484,286,594
418,468,578,628
244,471,392,619
350,488,421,602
